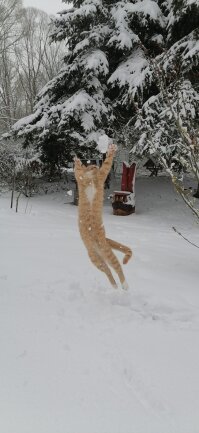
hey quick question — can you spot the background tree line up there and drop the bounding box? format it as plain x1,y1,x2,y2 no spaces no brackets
0,0,64,133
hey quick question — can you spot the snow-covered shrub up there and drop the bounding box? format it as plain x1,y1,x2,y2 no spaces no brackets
0,139,42,199
0,140,15,189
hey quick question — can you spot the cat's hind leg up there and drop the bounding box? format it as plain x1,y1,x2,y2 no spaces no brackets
101,243,129,290
106,238,132,264
88,248,118,288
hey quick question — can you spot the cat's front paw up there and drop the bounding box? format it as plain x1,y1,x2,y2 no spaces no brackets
74,156,82,167
107,143,117,155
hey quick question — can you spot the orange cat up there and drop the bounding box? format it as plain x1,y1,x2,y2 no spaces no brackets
74,144,132,289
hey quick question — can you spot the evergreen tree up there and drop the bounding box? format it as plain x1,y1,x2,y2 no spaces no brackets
132,0,199,158
132,0,199,217
12,0,166,171
13,0,113,171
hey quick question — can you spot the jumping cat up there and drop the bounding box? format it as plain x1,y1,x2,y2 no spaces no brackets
74,144,132,289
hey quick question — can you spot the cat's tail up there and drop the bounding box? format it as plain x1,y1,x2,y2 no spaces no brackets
106,238,132,264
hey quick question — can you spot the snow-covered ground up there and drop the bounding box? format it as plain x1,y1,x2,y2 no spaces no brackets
0,176,199,433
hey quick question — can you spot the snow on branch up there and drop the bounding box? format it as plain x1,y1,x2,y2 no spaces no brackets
126,0,166,26
109,3,140,50
58,90,109,130
79,50,109,76
108,48,150,102
161,30,199,73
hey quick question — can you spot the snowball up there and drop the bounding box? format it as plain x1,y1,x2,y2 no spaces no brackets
97,134,111,153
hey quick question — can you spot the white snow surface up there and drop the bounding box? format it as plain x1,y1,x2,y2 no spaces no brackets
0,176,199,433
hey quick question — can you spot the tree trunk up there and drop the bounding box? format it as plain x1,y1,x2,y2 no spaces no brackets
10,168,16,208
16,192,21,213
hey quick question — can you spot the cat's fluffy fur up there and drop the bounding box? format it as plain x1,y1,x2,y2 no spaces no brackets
74,144,132,289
